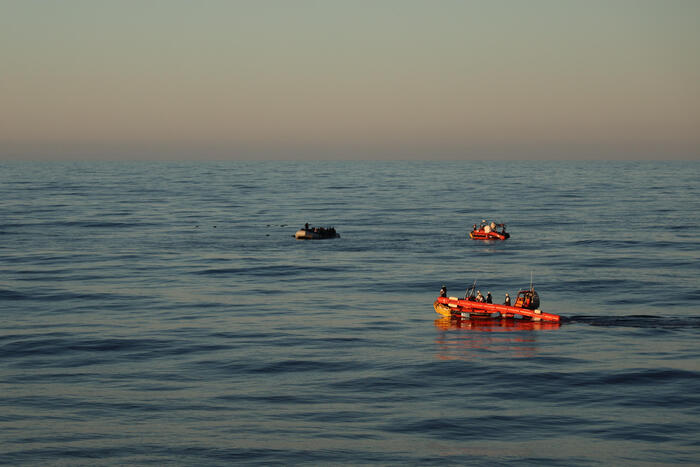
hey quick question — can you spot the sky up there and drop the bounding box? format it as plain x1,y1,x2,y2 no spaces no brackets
1,0,699,160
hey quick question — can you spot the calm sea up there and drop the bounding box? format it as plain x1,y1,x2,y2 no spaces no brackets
1,161,699,465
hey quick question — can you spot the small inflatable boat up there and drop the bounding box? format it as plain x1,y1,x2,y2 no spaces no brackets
294,225,340,240
469,221,509,240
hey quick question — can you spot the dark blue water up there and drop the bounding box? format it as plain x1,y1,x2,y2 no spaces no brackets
2,161,699,465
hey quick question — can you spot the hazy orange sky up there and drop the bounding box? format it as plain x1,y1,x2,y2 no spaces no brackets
1,0,699,160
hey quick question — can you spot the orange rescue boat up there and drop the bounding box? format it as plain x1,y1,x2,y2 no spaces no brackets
434,286,560,323
469,221,509,240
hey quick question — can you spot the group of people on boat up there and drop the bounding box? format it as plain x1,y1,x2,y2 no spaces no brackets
303,223,337,236
471,220,508,236
440,285,510,306
295,223,340,239
469,219,510,240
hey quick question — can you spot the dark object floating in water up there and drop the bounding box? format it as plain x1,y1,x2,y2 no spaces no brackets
295,224,340,240
469,220,510,240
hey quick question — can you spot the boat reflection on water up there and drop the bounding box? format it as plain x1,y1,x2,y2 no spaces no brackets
434,316,561,332
434,317,561,360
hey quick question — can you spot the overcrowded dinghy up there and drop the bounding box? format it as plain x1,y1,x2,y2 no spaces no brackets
294,224,340,240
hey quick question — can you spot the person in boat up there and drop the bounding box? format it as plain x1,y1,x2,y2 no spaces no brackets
504,293,511,306
476,290,484,302
304,223,309,230
440,285,447,298
473,224,477,231
486,292,492,303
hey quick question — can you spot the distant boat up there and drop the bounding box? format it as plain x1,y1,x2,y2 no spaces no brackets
294,225,340,240
469,220,509,240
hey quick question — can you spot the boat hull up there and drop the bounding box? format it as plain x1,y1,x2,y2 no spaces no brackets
469,231,509,240
434,297,560,322
295,229,339,240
